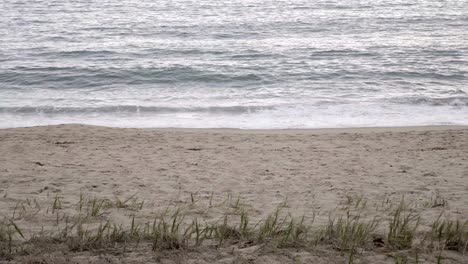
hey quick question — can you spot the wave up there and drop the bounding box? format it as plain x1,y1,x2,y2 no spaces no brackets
140,48,226,56
0,105,278,115
32,50,120,58
389,96,468,106
310,49,379,58
0,66,275,88
3,95,466,117
383,71,466,80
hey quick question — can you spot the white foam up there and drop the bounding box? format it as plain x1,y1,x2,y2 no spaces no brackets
1,103,466,129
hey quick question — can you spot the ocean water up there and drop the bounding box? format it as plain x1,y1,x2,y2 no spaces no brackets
1,0,467,129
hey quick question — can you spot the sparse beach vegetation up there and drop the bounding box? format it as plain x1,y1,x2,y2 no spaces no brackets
0,192,466,263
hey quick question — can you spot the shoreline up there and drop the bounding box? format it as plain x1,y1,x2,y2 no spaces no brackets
2,123,467,133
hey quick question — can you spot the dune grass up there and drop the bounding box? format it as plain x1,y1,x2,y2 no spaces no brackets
0,192,467,263
387,199,420,250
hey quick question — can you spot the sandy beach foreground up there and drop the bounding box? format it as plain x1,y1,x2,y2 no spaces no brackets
0,125,467,263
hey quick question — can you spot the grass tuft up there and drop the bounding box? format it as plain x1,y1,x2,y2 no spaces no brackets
323,212,378,251
387,199,420,250
428,217,468,253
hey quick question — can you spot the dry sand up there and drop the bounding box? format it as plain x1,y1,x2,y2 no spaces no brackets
0,124,467,263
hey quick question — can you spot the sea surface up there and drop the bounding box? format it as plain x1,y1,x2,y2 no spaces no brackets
1,0,467,128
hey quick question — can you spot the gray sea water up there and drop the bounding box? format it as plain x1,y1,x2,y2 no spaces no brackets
1,0,467,128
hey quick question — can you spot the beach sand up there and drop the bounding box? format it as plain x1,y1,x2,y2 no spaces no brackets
0,125,467,263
